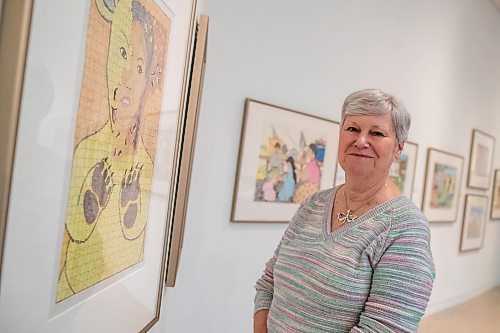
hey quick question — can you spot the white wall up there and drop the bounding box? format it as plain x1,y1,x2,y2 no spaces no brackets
156,0,500,332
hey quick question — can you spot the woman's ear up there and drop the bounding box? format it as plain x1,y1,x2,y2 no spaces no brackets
395,142,404,160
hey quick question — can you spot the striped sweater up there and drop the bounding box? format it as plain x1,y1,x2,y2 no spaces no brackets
254,187,435,333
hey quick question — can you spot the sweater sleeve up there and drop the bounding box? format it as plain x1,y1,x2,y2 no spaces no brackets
350,209,436,333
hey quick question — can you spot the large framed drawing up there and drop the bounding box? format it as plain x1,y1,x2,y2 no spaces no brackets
0,0,196,332
460,194,488,251
231,99,339,223
166,15,209,287
491,169,500,220
335,141,418,199
467,129,495,190
422,148,464,223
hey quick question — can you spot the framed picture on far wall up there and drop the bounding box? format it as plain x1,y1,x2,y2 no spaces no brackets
491,169,500,220
467,129,495,190
422,148,464,222
390,141,418,199
460,194,488,251
231,99,339,222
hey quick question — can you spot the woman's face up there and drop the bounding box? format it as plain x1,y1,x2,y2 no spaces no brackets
338,113,402,181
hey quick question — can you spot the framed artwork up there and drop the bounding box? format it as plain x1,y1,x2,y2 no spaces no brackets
422,148,464,223
335,141,418,199
0,0,197,332
491,169,500,220
390,141,418,198
166,15,209,287
467,129,495,190
460,194,488,251
231,99,339,222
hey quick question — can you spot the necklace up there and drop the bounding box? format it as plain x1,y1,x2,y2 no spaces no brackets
337,183,387,224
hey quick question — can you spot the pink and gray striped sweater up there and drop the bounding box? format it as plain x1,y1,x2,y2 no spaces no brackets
255,187,435,333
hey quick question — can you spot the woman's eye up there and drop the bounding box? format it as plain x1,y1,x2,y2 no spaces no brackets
120,47,127,60
137,65,143,74
346,127,359,132
371,131,385,137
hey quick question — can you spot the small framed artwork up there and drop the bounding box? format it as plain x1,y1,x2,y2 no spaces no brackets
491,169,500,220
460,194,488,251
389,141,418,198
467,129,495,190
231,99,339,222
422,148,464,222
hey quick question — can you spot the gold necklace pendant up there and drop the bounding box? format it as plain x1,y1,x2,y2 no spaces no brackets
337,209,357,224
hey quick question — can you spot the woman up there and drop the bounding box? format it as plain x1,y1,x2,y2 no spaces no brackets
254,89,435,333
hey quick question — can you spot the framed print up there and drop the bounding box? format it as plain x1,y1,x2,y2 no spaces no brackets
335,141,418,199
390,141,418,198
0,0,196,332
491,169,500,220
422,148,464,222
166,15,209,287
467,129,495,190
460,194,488,251
231,99,339,222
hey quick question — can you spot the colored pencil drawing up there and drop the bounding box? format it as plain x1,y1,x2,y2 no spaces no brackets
430,163,457,209
56,0,170,302
254,124,326,204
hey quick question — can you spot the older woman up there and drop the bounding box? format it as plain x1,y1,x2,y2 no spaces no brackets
254,89,435,333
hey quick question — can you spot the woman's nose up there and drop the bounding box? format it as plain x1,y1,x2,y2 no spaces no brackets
354,134,369,148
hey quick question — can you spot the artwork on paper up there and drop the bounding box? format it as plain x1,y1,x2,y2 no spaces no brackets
467,129,495,190
388,141,417,198
422,148,463,222
460,194,488,251
231,99,339,222
430,163,457,209
56,0,171,302
254,125,326,204
491,169,500,220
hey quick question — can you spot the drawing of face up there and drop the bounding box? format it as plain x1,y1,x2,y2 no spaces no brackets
106,0,149,141
111,21,148,138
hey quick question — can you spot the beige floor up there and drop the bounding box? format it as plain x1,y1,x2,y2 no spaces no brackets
418,285,500,333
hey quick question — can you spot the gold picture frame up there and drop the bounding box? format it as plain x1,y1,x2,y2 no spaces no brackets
467,129,495,190
460,194,488,251
422,148,464,223
231,99,339,223
166,14,209,287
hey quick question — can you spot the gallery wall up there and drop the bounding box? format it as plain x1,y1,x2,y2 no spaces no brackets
155,0,500,332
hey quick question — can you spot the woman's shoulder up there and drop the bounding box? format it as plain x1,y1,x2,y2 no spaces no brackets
388,196,430,232
300,187,337,206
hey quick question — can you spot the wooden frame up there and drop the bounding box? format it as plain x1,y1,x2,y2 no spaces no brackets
467,129,495,190
0,0,197,331
490,169,500,220
231,99,339,223
422,148,464,223
390,141,418,198
0,0,34,283
166,14,209,287
460,194,488,251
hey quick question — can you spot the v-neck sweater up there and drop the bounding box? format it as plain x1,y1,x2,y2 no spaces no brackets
254,186,435,333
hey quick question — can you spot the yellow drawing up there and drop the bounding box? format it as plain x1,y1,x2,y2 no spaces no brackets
57,0,170,302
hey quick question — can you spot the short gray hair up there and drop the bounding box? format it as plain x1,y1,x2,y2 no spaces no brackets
341,89,411,145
